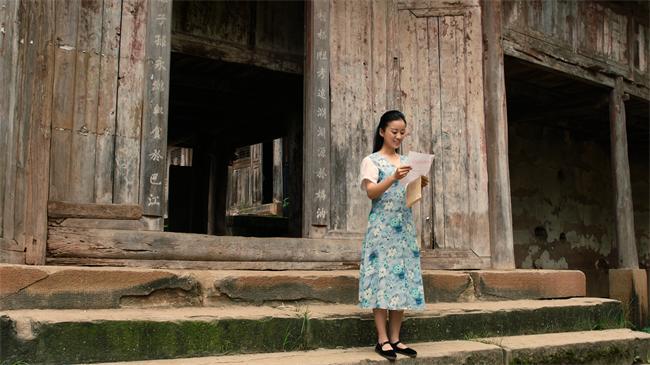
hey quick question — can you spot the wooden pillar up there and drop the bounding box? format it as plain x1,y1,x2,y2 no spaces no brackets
609,77,638,269
303,0,330,237
481,0,515,269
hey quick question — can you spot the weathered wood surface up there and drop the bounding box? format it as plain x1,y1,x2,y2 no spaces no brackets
481,0,515,269
46,257,359,271
49,0,124,205
609,77,639,269
396,7,434,247
0,0,21,243
391,2,489,254
171,1,303,75
69,0,103,203
0,236,26,263
47,227,361,262
170,34,303,75
329,0,378,236
306,0,331,233
49,218,151,231
114,0,147,204
140,0,172,216
48,201,143,220
49,0,79,202
502,1,649,100
23,0,55,264
95,0,122,204
397,0,479,10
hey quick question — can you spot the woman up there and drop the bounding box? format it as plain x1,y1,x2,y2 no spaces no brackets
358,110,428,361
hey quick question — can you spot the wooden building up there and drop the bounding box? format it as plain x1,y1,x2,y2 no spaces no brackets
0,0,647,278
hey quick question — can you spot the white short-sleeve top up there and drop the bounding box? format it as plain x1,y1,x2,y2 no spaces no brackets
359,155,379,191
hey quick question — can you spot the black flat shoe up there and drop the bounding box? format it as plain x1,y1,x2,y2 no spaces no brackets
375,341,397,361
391,341,417,358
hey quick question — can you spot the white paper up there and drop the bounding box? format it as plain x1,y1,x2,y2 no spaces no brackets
400,151,434,186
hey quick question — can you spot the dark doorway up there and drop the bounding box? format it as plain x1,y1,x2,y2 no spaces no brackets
166,1,304,237
503,56,649,297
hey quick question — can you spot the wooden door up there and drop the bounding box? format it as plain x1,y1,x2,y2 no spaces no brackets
396,0,489,266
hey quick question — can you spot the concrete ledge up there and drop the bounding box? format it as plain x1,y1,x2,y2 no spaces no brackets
0,298,624,364
470,270,586,300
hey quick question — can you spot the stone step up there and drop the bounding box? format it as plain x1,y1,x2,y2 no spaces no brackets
88,329,650,365
0,264,586,309
0,298,624,364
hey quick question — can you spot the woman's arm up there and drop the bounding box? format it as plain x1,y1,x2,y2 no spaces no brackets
364,166,411,200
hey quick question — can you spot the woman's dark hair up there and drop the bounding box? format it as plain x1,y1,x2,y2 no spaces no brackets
372,110,407,153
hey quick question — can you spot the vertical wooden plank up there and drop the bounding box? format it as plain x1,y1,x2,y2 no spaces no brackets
24,0,55,264
464,6,490,257
69,0,103,203
414,16,433,249
371,0,387,124
12,0,35,249
140,0,171,216
95,0,122,203
427,16,445,249
114,0,147,204
439,14,469,249
0,0,20,240
386,0,400,110
610,77,639,269
399,11,432,248
49,0,80,202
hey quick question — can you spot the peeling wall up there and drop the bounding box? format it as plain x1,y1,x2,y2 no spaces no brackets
509,121,649,297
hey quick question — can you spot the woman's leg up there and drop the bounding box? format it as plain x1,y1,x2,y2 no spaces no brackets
388,310,408,348
373,308,392,350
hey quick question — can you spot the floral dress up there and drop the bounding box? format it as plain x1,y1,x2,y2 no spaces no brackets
358,152,425,310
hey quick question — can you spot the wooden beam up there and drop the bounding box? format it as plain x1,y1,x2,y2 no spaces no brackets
610,77,639,269
503,31,650,101
46,227,360,262
171,33,303,75
48,201,143,220
482,0,515,269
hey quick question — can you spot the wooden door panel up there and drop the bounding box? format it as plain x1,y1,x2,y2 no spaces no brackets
397,3,488,258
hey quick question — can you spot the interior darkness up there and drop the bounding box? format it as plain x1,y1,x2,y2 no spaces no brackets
166,53,303,236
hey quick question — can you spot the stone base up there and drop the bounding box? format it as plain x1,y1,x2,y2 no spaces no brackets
609,268,648,328
0,264,588,310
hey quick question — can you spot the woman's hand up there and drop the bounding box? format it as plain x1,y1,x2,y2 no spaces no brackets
421,176,429,187
393,165,412,180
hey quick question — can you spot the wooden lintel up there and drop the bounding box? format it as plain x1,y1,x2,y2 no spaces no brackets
171,33,303,75
503,32,650,101
47,201,143,220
